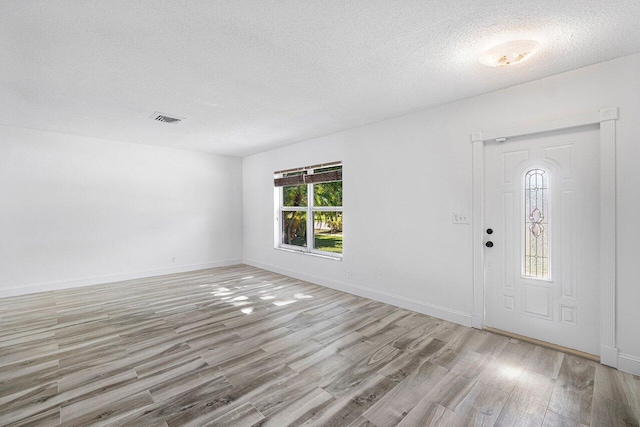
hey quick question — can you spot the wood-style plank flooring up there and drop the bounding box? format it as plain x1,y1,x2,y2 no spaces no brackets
0,265,638,426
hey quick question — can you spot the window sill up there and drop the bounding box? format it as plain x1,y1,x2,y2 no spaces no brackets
274,247,342,261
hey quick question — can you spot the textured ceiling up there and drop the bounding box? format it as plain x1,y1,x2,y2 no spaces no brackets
1,1,639,156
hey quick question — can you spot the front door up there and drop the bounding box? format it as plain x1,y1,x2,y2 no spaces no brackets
484,125,600,355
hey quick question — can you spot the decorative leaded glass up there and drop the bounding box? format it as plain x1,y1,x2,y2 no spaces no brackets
524,169,549,279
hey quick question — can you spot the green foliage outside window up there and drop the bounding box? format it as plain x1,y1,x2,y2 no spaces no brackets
279,166,342,255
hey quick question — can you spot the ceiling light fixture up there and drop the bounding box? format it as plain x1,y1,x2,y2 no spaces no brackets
479,40,541,68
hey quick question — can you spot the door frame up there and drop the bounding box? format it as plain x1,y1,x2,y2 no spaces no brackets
471,107,619,367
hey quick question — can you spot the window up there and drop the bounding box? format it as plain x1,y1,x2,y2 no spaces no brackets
523,168,549,279
275,162,342,257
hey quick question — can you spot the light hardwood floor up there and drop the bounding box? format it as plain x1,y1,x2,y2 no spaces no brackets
0,265,638,426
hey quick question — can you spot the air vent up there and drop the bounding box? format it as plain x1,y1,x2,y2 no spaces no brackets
150,112,184,124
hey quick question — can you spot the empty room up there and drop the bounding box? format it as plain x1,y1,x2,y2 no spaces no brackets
1,1,639,426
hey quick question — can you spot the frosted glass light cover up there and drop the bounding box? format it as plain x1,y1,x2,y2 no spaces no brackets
480,40,541,67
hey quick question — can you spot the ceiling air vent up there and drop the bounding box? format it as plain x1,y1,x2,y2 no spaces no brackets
150,112,184,124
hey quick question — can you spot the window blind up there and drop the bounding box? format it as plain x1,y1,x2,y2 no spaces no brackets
274,163,341,187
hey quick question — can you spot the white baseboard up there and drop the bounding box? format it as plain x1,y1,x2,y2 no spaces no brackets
600,345,619,368
0,259,243,298
471,314,483,329
243,258,472,327
618,352,640,376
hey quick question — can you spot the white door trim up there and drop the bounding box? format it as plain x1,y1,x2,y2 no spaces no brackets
471,107,619,367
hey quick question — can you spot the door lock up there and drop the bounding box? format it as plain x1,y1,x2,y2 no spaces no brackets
485,241,494,248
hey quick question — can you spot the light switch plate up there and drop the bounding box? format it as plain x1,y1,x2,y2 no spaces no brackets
453,213,470,224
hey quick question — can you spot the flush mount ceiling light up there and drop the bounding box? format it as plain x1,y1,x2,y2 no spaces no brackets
479,40,541,68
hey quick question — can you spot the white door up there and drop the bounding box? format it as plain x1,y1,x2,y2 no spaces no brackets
484,125,600,355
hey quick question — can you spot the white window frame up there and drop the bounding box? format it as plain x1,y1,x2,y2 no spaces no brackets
275,166,342,259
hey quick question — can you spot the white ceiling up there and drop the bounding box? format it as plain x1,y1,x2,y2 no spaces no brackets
2,1,639,156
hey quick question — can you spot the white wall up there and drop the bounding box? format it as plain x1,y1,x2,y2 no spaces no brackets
243,53,640,372
0,125,243,296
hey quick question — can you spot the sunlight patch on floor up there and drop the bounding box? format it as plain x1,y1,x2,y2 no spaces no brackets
273,300,296,306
